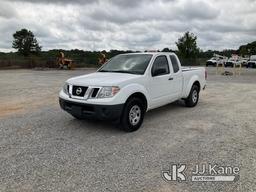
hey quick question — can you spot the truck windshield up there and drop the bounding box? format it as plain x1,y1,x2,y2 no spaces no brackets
98,54,152,75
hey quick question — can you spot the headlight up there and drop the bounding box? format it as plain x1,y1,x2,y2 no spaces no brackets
97,86,120,98
63,83,69,95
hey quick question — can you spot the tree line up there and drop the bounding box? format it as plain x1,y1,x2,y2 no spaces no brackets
0,28,255,68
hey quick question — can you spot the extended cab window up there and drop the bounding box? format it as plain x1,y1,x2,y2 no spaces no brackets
151,55,170,76
169,55,180,73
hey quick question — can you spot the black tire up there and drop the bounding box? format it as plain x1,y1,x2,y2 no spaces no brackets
185,85,199,107
119,97,145,132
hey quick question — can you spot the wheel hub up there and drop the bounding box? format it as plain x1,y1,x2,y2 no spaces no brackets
192,90,198,103
129,105,141,126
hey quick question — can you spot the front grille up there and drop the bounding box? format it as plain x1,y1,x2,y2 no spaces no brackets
91,88,100,98
72,86,88,97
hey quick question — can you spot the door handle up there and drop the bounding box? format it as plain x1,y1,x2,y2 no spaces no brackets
168,77,174,80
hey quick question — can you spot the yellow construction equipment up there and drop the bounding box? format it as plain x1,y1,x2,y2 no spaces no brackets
57,52,75,69
215,54,242,76
98,53,108,65
216,62,225,75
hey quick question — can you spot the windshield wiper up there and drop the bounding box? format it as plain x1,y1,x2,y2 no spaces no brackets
111,70,141,74
99,70,113,72
99,70,140,74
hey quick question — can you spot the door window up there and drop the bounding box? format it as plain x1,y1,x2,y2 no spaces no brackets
169,55,180,73
151,56,170,76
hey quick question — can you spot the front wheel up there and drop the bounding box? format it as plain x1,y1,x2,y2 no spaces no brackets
119,98,145,132
185,85,199,107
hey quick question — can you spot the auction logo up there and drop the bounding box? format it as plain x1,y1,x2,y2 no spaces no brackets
162,164,186,182
162,163,240,182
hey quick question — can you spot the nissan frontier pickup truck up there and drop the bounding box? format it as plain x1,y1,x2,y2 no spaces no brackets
59,52,206,132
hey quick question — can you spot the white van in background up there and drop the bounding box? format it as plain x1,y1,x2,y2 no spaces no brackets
247,55,256,68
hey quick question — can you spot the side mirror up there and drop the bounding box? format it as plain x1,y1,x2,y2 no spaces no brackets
152,68,166,76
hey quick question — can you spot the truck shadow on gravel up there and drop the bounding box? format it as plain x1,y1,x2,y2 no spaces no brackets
145,100,186,117
66,100,188,133
69,118,119,132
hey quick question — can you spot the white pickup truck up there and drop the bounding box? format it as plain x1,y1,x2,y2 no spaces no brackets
59,52,206,132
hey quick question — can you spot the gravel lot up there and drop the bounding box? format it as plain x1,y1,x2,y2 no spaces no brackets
0,67,256,192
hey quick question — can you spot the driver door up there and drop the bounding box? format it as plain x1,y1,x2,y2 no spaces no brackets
149,55,172,108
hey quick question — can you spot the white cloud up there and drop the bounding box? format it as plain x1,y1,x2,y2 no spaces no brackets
0,1,17,19
0,0,255,52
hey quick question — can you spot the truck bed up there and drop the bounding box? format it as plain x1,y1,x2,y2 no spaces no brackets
181,66,202,72
181,66,206,97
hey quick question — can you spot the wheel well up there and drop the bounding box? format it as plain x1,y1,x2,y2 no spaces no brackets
126,92,148,111
193,81,201,91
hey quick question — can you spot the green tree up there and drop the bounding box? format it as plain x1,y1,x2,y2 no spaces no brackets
238,41,256,56
12,28,41,56
176,31,199,58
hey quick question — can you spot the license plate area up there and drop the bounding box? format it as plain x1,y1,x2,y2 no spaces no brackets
72,105,82,116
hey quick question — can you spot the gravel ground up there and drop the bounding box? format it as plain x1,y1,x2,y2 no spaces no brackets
0,67,256,192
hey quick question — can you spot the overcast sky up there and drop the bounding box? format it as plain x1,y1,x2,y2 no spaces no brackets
0,0,255,52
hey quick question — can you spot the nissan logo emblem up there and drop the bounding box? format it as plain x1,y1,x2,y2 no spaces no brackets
76,87,82,95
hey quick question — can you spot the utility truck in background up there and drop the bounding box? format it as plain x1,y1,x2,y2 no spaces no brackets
206,54,227,67
225,54,249,67
59,52,207,132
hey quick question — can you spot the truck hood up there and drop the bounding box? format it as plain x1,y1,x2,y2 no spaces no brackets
67,72,141,86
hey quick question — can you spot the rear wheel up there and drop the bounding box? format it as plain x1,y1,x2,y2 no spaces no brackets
185,85,199,107
119,97,145,132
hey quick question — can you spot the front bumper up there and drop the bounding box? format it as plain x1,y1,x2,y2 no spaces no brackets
59,98,124,120
225,62,234,67
206,61,216,66
247,62,256,68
